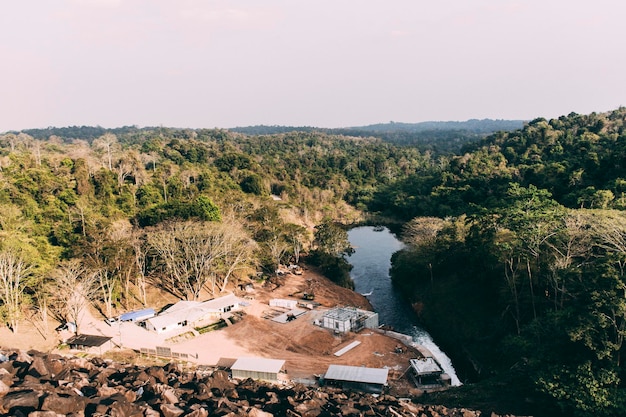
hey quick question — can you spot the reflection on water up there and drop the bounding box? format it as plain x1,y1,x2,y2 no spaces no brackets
348,226,461,386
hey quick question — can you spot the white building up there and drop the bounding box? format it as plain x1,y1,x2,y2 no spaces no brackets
231,357,286,382
321,307,379,333
145,293,242,334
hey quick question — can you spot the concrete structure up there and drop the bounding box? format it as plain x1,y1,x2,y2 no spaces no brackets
323,364,389,394
66,334,113,354
409,357,445,386
231,357,286,382
321,307,378,333
269,299,298,309
145,293,242,334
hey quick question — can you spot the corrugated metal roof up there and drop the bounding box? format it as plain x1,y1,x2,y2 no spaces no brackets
119,308,155,321
324,364,389,385
231,357,285,374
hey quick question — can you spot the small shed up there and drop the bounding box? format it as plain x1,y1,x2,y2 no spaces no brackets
321,307,378,333
231,357,286,382
66,334,113,354
323,364,389,394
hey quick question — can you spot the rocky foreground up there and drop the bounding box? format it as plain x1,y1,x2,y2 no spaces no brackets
0,350,521,417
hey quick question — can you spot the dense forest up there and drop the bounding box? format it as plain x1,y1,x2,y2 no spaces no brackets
388,108,626,416
1,108,625,416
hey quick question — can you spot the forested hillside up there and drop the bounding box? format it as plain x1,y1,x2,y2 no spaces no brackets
0,127,430,335
387,108,626,416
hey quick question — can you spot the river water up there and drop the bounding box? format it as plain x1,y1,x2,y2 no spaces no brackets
348,226,461,386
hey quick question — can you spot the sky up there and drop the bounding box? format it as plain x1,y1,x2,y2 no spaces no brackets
1,0,625,132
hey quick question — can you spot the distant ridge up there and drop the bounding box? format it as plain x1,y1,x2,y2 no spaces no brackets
230,119,525,154
229,119,525,136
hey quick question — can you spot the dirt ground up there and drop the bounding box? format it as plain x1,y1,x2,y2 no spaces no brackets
0,267,424,394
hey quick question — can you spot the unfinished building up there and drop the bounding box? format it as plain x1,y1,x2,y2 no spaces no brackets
321,306,378,333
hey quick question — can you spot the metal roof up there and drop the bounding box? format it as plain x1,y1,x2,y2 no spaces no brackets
66,334,112,347
147,293,241,330
231,357,285,374
324,364,389,385
119,308,155,321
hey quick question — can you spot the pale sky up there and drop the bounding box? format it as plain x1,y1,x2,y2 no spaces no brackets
1,1,624,132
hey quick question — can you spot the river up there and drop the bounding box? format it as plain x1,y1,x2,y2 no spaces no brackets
348,226,461,386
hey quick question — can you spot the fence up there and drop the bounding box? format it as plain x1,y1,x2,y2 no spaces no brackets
139,346,198,361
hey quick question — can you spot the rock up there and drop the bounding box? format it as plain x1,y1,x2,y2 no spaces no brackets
194,382,212,400
160,403,185,417
144,406,160,417
27,411,58,417
265,391,279,404
108,398,145,417
94,366,118,385
161,388,179,404
295,399,323,417
247,407,274,417
123,388,137,403
146,366,167,384
0,380,11,396
340,403,361,416
13,351,34,365
0,390,40,414
28,357,49,378
461,408,479,417
98,384,120,397
41,393,88,414
184,408,209,417
67,357,94,372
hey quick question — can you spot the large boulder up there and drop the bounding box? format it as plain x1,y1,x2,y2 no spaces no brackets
0,390,40,414
41,393,88,415
27,357,49,378
160,403,185,417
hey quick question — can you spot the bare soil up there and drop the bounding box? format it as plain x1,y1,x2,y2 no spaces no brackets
0,266,423,394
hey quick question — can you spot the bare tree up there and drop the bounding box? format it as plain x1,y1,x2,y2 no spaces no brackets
147,220,256,300
218,219,258,291
403,217,446,247
93,133,118,170
0,250,34,333
51,260,99,334
131,229,148,306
